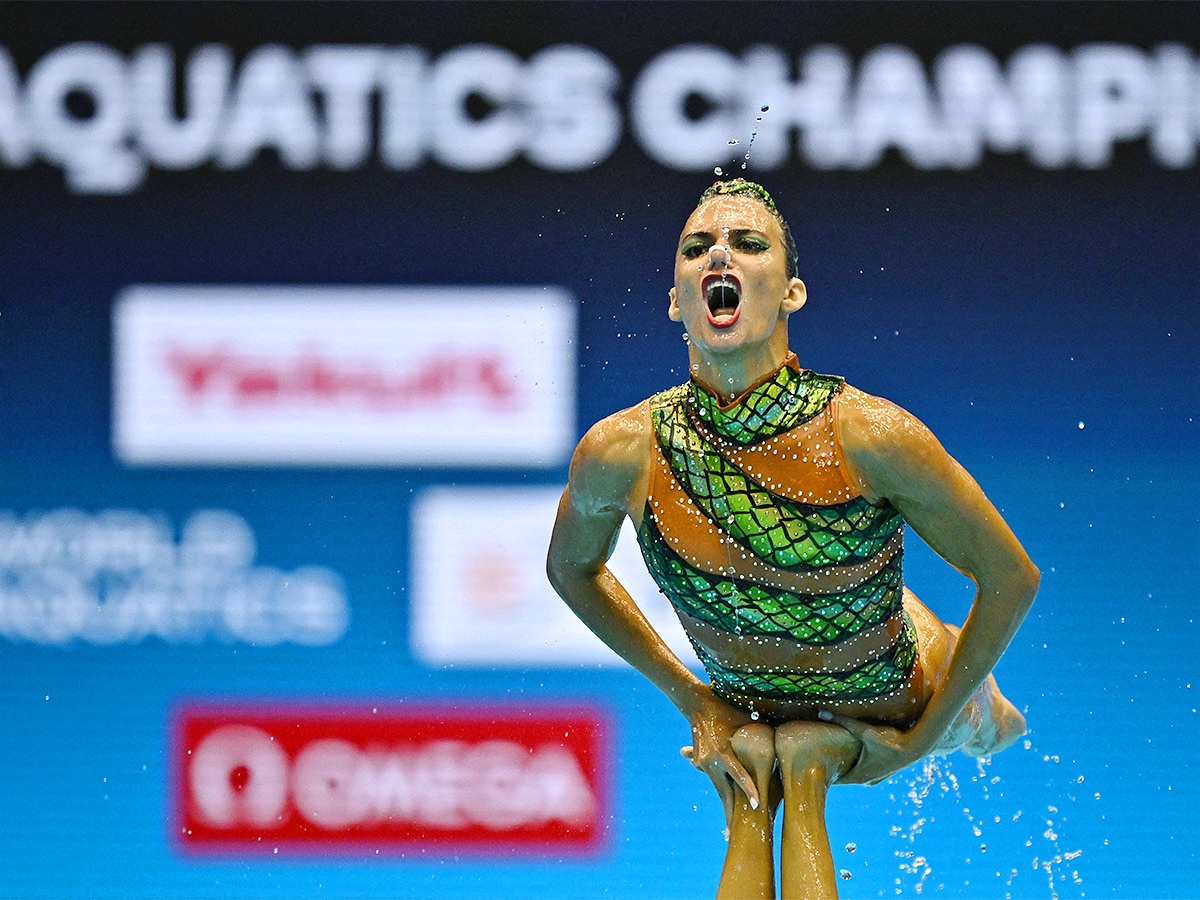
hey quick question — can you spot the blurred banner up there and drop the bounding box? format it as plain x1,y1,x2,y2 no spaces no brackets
175,704,608,853
1,3,1197,899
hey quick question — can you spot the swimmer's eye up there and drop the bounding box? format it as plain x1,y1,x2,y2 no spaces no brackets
736,237,770,253
680,240,711,259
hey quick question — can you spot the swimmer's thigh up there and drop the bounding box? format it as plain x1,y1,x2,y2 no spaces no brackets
903,590,1026,757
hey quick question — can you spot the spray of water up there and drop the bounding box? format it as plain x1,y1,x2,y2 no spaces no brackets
832,737,1089,898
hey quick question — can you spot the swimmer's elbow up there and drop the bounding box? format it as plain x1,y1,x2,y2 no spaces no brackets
1005,558,1040,614
1020,560,1041,605
978,556,1039,615
545,546,573,595
545,545,599,598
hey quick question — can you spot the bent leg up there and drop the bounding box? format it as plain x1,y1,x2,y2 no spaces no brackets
774,721,860,900
717,723,780,900
940,628,1027,763
936,623,1027,757
905,597,1027,758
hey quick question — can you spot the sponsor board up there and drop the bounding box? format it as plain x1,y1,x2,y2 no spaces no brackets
174,704,608,853
0,507,348,646
113,285,575,466
2,40,1197,194
410,486,701,668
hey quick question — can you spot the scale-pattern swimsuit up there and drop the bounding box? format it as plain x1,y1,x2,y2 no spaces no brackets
636,356,918,705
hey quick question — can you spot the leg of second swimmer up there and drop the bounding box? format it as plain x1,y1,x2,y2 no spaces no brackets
717,723,780,900
774,722,861,900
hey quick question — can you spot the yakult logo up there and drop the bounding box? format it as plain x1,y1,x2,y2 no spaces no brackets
114,286,576,467
176,706,608,852
166,346,517,410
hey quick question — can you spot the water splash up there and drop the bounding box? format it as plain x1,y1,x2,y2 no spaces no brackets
868,739,1088,898
741,105,769,171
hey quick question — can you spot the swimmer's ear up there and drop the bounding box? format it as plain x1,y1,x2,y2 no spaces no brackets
781,278,807,315
668,286,683,322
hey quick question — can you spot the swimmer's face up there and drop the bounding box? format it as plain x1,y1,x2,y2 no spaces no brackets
669,194,806,354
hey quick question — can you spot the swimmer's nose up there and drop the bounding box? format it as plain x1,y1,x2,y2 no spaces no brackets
707,244,729,268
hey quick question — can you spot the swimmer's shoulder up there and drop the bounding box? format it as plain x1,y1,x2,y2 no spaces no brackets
568,400,653,517
834,383,940,505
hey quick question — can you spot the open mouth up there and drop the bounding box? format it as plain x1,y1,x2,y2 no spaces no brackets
702,274,742,327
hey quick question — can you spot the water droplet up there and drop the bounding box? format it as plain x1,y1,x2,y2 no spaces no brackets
750,710,760,720
714,166,724,176
760,105,769,112
1077,421,1085,429
727,139,739,145
845,842,857,853
839,869,852,880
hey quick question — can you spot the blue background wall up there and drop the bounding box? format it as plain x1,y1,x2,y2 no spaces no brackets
1,3,1197,898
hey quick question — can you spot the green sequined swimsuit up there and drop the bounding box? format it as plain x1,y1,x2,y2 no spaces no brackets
636,358,918,706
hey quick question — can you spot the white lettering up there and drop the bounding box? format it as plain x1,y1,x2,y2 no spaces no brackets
292,739,363,828
1,39,1198,192
1008,44,1072,169
1075,43,1153,168
934,44,1023,167
0,46,32,166
792,45,856,170
851,44,945,168
132,44,231,169
26,42,142,192
1150,44,1196,167
191,726,290,828
0,508,350,647
430,44,523,170
378,47,426,170
217,45,319,170
306,45,382,169
523,44,620,171
631,44,741,169
281,738,596,831
735,46,792,170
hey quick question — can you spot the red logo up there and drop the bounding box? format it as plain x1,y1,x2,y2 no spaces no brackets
165,345,519,410
173,704,609,854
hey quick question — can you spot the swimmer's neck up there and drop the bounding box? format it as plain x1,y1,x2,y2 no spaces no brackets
686,339,795,403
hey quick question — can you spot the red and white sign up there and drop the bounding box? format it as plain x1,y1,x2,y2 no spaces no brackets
174,704,609,854
113,286,575,466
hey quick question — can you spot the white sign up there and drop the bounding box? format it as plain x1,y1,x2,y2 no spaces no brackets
410,485,701,669
113,285,576,466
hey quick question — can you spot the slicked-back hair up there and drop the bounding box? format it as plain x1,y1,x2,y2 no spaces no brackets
697,179,799,279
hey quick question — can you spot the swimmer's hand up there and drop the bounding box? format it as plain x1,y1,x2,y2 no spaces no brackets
821,711,933,785
680,692,760,824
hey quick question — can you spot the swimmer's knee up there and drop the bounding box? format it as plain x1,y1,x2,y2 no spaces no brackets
774,721,859,778
970,679,1026,756
731,723,775,764
731,723,777,785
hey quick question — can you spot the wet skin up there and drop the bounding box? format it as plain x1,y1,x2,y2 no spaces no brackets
668,194,806,400
547,191,1039,879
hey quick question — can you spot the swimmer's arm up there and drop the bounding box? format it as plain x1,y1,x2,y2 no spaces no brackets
547,410,760,811
838,391,1040,769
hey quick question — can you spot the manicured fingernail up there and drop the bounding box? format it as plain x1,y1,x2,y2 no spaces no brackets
818,710,833,721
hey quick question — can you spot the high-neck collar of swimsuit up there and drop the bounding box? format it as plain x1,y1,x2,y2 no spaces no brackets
687,354,838,445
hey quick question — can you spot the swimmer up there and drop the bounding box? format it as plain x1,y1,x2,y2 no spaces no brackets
547,179,1038,899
